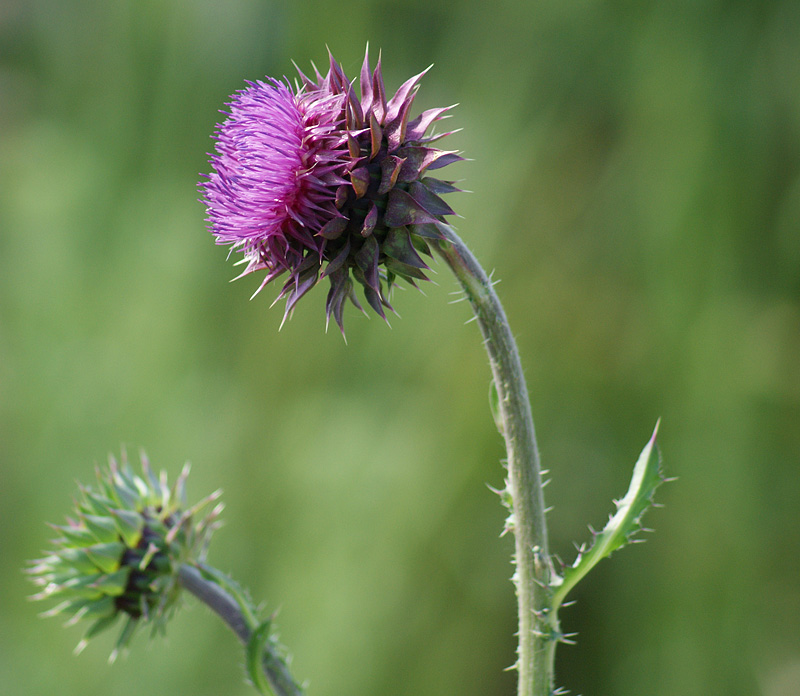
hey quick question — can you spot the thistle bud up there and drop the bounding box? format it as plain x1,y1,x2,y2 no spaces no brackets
27,452,222,660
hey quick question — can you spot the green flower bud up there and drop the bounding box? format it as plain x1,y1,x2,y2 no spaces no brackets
28,452,222,661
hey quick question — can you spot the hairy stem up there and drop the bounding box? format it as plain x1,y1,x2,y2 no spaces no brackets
434,227,556,696
179,563,304,696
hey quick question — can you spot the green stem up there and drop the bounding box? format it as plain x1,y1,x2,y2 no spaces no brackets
178,563,304,696
434,227,556,696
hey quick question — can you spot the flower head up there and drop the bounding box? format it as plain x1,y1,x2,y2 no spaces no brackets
200,48,462,332
27,452,221,661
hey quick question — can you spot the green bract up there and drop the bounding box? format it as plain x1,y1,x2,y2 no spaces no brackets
28,452,222,661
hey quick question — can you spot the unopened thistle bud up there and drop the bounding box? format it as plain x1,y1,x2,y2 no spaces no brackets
200,47,462,332
28,452,222,661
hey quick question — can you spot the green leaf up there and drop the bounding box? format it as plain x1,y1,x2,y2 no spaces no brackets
551,420,663,610
488,379,504,435
109,616,139,663
112,478,140,511
77,594,116,620
109,508,144,548
56,548,100,575
90,567,132,597
54,574,106,600
246,620,273,695
81,493,116,518
85,542,125,574
82,612,121,642
196,564,259,630
50,523,96,548
82,514,119,544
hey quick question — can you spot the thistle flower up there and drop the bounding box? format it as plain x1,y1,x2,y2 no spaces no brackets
27,452,222,661
200,48,462,332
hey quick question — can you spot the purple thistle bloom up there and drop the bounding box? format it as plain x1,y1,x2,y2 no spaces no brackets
201,49,461,332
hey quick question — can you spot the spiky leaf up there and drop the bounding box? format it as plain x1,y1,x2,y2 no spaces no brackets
551,421,664,610
246,620,274,695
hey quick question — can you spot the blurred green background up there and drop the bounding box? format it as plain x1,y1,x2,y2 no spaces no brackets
2,1,799,695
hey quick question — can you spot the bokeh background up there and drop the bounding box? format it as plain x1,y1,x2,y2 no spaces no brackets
2,1,799,695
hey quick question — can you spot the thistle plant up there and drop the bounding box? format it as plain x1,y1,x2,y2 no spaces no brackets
199,49,663,693
31,47,664,696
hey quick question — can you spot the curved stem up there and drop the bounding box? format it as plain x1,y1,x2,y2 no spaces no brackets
179,563,304,696
434,227,556,696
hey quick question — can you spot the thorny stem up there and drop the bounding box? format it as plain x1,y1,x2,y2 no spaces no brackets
178,563,303,696
435,227,557,696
